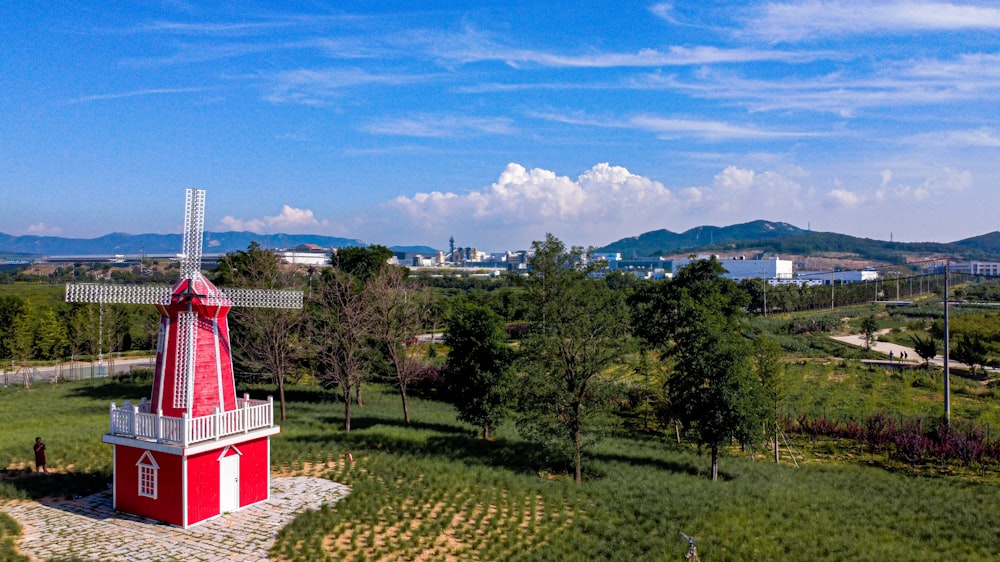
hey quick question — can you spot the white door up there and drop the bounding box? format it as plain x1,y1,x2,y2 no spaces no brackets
219,453,240,513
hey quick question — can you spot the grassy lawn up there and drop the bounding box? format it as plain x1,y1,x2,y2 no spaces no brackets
3,378,1000,561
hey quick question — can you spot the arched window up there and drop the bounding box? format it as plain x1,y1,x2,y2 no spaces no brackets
137,451,159,499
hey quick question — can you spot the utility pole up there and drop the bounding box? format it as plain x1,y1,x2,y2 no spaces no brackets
943,260,951,425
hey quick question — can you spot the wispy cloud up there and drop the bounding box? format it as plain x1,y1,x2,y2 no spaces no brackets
364,114,516,137
531,110,816,141
904,127,1000,147
263,68,430,105
67,87,205,104
745,1,1000,42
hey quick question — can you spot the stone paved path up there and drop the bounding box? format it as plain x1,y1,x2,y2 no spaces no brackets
0,476,350,561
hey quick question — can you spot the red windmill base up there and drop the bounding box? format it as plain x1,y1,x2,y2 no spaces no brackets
67,189,302,528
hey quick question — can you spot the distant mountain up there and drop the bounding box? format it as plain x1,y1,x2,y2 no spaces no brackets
0,232,365,257
596,220,809,257
952,231,1000,253
597,221,1000,263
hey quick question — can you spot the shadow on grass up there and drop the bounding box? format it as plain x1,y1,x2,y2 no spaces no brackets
67,381,151,402
320,414,469,435
0,470,110,502
285,426,717,480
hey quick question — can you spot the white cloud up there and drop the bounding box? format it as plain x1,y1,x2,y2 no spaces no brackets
746,1,1000,42
218,205,329,234
263,68,426,105
26,222,62,236
364,115,516,137
825,188,863,207
532,110,814,140
905,127,1000,147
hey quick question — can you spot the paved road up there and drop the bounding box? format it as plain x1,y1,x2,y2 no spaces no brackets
1,476,350,561
2,357,154,386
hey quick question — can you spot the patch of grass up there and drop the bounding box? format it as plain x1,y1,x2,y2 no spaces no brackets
4,379,1000,560
0,512,29,562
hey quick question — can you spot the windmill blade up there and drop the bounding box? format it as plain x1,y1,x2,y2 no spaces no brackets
180,188,206,280
66,283,172,305
219,287,304,309
174,311,198,410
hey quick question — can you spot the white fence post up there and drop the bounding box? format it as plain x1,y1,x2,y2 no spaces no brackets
214,407,221,440
182,412,190,447
109,402,116,433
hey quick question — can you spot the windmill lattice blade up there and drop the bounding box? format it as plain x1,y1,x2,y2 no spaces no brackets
220,288,304,309
174,311,197,409
181,188,206,279
66,283,172,305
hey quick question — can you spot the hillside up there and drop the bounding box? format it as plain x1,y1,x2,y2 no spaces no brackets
597,221,1000,263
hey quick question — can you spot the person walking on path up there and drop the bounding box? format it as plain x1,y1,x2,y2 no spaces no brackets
34,437,48,474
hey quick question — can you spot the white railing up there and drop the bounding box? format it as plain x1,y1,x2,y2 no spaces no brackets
108,394,274,447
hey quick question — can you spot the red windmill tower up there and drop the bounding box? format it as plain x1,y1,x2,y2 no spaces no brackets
66,189,303,528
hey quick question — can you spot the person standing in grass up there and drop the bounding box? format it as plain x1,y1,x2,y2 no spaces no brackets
33,437,48,474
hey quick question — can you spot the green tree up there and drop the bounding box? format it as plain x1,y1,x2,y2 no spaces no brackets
860,315,879,351
633,257,765,481
332,245,394,281
0,295,25,360
953,333,989,374
443,301,515,439
909,334,938,368
751,334,784,463
214,243,304,421
517,234,630,483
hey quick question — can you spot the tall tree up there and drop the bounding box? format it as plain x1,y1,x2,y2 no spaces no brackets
860,315,879,351
751,334,784,463
444,301,515,439
370,266,432,425
633,257,765,481
308,268,377,432
214,243,303,420
518,234,630,483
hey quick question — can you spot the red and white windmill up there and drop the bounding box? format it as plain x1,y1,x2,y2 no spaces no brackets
66,188,303,528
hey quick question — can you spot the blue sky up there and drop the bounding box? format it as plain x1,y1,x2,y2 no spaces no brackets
2,1,999,251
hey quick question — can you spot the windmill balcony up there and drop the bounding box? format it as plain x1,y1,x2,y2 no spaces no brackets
108,395,275,447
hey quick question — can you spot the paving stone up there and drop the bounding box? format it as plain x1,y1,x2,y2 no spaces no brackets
0,476,350,562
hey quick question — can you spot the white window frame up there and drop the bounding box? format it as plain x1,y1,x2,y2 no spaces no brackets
137,451,159,499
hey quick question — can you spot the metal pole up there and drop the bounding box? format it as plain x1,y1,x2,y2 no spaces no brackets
944,261,951,425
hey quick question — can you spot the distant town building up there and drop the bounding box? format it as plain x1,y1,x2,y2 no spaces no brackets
671,255,793,282
281,244,330,266
797,268,880,285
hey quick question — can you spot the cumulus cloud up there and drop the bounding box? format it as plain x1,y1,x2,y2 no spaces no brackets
380,162,826,248
218,205,329,234
825,188,863,207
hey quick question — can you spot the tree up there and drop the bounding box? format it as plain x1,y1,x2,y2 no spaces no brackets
214,243,303,421
751,334,784,463
370,266,432,425
953,333,989,374
633,257,765,481
443,301,515,439
909,334,938,368
518,234,630,483
309,268,377,432
0,295,25,360
860,315,879,351
332,245,394,280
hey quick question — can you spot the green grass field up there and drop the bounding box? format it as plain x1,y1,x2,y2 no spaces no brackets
2,375,1000,561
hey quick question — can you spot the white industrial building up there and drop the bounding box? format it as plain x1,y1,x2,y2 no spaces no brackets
797,268,880,284
671,255,793,281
